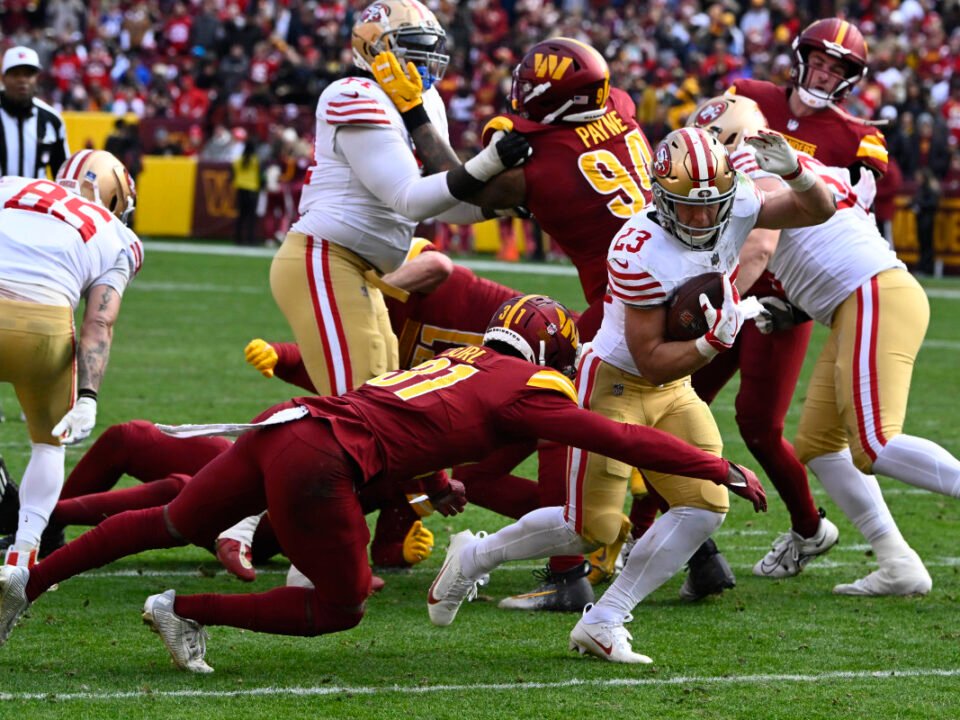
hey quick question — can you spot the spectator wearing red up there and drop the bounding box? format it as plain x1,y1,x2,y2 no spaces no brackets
174,75,211,121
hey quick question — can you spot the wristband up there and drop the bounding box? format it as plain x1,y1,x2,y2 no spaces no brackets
400,104,430,131
78,388,98,401
785,167,817,192
463,142,505,183
695,335,720,359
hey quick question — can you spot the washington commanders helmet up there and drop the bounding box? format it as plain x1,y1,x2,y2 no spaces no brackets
56,149,136,226
351,0,449,88
650,127,736,251
791,18,868,108
510,37,610,125
483,295,580,377
688,95,768,151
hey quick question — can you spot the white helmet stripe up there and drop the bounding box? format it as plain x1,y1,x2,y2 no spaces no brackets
678,128,714,190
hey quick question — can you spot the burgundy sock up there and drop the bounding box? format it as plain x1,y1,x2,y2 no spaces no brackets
53,475,187,526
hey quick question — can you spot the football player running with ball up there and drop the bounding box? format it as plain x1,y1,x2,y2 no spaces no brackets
425,127,835,663
0,296,764,674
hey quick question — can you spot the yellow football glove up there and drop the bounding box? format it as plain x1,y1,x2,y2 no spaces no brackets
245,338,278,378
402,520,435,565
371,50,424,113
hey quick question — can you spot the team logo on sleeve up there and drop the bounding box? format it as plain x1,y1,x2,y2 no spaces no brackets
693,100,727,126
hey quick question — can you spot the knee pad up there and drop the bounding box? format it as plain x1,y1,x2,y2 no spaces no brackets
581,510,631,547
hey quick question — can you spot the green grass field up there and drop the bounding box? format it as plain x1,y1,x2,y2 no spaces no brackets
1,243,959,719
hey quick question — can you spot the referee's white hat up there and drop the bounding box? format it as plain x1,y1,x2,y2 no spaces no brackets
2,46,41,75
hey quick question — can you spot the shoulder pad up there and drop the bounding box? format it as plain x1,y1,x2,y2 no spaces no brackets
526,370,578,404
609,88,638,120
320,79,393,127
855,132,888,175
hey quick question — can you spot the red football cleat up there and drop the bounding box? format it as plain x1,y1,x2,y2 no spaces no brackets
215,538,256,582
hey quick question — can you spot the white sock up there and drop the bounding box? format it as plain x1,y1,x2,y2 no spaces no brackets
873,434,960,499
807,449,901,546
463,506,591,579
586,506,724,625
216,512,265,545
15,443,65,549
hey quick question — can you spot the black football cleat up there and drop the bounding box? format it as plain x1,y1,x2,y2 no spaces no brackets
498,560,595,612
679,538,736,602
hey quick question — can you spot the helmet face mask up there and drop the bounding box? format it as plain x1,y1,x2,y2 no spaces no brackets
688,95,768,151
352,0,449,88
483,295,580,378
510,37,610,124
791,18,868,108
56,149,136,226
650,128,736,251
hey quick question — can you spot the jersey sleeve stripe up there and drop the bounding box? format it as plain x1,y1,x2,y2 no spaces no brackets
606,264,652,281
328,98,383,108
526,370,578,404
608,286,666,303
327,118,393,126
327,107,387,117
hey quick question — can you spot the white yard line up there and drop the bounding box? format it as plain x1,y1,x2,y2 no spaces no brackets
1,667,958,702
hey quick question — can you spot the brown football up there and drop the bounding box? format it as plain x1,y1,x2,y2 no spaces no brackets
665,272,724,341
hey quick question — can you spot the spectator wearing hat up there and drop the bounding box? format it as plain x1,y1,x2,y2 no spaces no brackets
0,46,69,179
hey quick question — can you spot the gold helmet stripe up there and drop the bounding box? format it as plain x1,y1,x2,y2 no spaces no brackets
834,20,849,45
503,294,539,327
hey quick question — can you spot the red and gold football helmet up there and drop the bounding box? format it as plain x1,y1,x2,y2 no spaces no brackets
510,37,610,125
56,149,136,225
687,94,768,151
351,0,449,88
650,128,736,251
791,18,868,108
483,295,580,377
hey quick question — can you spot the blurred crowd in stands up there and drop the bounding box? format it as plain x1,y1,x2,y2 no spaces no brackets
3,0,960,250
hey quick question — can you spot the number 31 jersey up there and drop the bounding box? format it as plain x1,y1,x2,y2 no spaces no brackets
0,176,143,308
592,174,763,377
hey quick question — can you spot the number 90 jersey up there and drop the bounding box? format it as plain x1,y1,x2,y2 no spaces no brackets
482,88,653,305
0,176,143,309
592,174,763,376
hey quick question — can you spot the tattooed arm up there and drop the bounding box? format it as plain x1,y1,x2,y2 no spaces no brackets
76,283,122,392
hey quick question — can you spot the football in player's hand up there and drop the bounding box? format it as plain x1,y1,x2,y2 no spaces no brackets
665,272,725,341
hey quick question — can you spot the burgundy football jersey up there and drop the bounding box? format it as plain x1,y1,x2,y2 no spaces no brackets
294,346,731,488
386,264,520,368
483,89,654,304
730,79,888,177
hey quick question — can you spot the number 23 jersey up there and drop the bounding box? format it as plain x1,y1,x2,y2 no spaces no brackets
592,174,763,377
0,176,142,308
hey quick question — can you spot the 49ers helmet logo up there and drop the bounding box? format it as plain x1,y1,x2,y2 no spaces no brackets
360,2,390,22
653,142,672,177
693,100,728,126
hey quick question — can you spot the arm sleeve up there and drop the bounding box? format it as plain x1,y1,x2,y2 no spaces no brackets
499,391,731,484
272,342,318,394
432,201,487,225
335,126,460,222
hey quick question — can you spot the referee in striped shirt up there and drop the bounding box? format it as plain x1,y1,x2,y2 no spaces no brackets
0,46,69,179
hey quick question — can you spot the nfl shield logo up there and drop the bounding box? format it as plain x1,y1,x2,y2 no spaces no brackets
787,119,799,131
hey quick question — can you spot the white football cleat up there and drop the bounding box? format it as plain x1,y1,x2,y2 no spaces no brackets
0,565,30,646
833,551,932,597
569,605,652,664
143,589,213,673
753,513,840,579
427,530,486,627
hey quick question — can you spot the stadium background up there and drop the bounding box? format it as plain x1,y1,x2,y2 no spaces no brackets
6,0,960,264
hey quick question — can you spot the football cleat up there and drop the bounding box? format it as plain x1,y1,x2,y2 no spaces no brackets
0,455,19,535
833,550,932,597
426,530,487,626
679,538,736,602
569,605,652,664
143,589,213,673
215,538,256,582
753,510,839,579
0,565,30,645
499,560,594,612
0,524,64,561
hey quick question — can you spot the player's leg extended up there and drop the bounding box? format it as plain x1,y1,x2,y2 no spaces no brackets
271,232,395,396
796,278,929,595
0,302,74,564
851,271,960,498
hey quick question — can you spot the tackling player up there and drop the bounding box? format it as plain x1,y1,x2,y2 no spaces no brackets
425,127,835,663
0,149,141,569
0,295,765,674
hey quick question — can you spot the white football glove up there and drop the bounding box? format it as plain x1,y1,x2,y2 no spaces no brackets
52,397,97,445
695,275,744,358
463,130,532,182
743,130,815,191
729,145,760,175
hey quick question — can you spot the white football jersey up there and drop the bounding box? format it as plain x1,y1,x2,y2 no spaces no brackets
0,176,143,308
593,174,764,376
292,76,449,273
762,156,904,326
